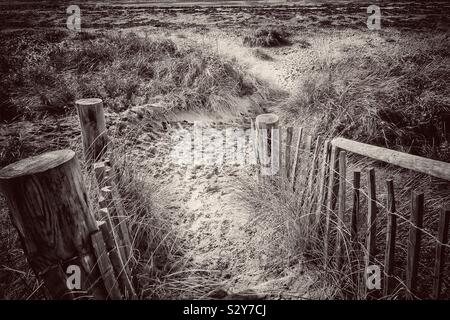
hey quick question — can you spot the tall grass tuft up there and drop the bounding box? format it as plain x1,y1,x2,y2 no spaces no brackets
276,33,450,161
243,27,290,48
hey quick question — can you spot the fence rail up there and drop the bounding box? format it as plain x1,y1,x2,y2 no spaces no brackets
331,137,450,181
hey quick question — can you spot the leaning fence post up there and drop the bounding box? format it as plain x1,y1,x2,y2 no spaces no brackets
406,191,424,299
290,127,303,190
324,144,340,268
350,170,361,289
350,170,361,244
0,150,107,299
315,140,331,239
76,98,109,162
383,179,397,297
304,135,323,213
284,127,293,180
365,168,378,299
336,150,347,270
432,209,450,299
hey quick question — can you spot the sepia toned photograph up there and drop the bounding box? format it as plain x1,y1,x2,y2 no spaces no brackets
0,0,449,305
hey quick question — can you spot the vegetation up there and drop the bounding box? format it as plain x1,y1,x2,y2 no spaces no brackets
0,29,275,122
278,33,450,161
252,48,273,61
243,27,290,48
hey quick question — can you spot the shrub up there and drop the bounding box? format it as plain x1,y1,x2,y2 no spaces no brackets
252,48,273,60
243,27,290,47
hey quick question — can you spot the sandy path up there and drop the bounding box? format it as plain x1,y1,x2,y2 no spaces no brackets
131,116,264,291
124,116,325,299
122,30,328,299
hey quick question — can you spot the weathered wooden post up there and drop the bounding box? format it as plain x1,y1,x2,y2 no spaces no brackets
284,127,293,180
323,144,340,268
406,191,424,299
0,150,110,299
350,170,361,289
290,127,304,190
432,209,450,299
75,98,109,162
315,140,331,239
255,114,280,181
94,161,136,299
383,179,397,297
365,168,379,299
336,150,347,270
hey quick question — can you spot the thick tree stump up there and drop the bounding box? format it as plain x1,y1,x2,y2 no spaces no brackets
0,150,107,299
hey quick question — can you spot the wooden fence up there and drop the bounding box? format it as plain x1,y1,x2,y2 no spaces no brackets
1,106,448,299
254,113,450,300
0,98,135,299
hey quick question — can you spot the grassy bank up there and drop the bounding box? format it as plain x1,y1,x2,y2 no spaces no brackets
277,31,450,161
0,29,275,122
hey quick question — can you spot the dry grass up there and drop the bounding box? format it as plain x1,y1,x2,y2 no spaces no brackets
0,125,223,299
243,27,290,48
239,135,450,299
252,48,273,61
0,27,279,299
277,32,450,161
0,29,276,121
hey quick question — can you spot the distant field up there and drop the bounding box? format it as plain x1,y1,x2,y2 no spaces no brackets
1,1,449,31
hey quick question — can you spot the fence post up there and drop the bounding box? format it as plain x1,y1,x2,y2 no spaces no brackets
406,191,424,299
432,209,450,299
365,168,378,298
0,150,107,299
290,127,303,190
350,171,361,244
95,160,136,299
284,127,293,180
255,114,280,180
76,98,109,162
336,150,347,270
315,140,331,238
304,135,323,213
350,170,361,290
383,179,397,297
324,144,340,268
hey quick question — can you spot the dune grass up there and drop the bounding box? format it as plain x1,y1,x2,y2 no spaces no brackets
0,28,275,299
239,30,450,300
1,25,449,300
277,32,450,161
0,29,275,122
239,148,450,299
243,27,290,48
